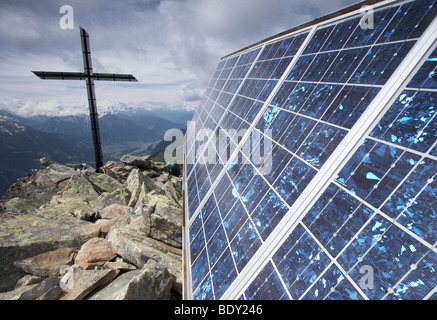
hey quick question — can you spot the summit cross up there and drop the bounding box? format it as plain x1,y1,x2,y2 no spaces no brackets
32,26,138,172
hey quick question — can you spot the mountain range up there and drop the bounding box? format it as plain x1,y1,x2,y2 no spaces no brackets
0,104,194,197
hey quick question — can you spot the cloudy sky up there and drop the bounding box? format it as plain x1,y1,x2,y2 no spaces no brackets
0,0,360,117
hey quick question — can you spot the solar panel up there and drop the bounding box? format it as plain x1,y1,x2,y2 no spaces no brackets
184,0,437,300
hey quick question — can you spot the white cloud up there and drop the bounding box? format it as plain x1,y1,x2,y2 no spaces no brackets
0,0,361,117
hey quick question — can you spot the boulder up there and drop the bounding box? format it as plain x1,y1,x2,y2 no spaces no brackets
120,155,152,170
126,168,160,194
88,260,173,300
127,186,141,207
95,217,129,236
91,188,131,211
15,275,46,288
36,285,63,300
107,227,182,294
74,238,117,270
3,197,34,213
136,190,182,248
162,180,182,205
13,247,78,277
62,173,99,200
99,203,130,220
1,162,75,210
38,197,96,222
0,283,39,300
82,171,124,193
0,208,100,292
103,259,137,271
60,268,119,300
18,276,60,300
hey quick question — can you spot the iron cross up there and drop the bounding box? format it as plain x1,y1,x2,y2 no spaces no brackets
32,26,138,172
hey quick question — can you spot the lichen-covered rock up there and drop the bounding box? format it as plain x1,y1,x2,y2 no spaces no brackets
126,168,159,194
3,197,34,213
91,188,131,211
82,171,124,193
136,190,182,248
120,155,152,170
0,209,100,292
74,238,116,270
38,198,96,221
60,268,119,300
62,173,99,200
0,155,183,299
1,162,76,210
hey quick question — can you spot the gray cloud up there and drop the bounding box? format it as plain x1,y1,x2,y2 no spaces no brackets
0,0,360,116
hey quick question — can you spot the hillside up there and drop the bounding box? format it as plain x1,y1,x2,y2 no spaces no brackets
0,106,193,197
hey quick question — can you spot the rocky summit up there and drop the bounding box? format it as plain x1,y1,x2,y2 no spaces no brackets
0,155,183,300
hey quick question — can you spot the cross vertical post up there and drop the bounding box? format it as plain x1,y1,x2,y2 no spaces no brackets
81,27,103,170
32,26,138,172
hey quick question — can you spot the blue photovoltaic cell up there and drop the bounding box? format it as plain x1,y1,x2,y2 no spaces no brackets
303,183,375,257
301,264,363,300
376,0,437,44
244,262,289,300
297,122,348,169
336,139,421,208
387,250,437,300
350,41,415,85
345,6,397,48
250,188,289,240
230,220,262,272
186,0,437,300
345,215,430,300
370,90,437,153
273,224,331,299
193,274,214,300
211,248,238,299
408,46,437,89
321,86,381,129
382,157,437,245
191,248,210,291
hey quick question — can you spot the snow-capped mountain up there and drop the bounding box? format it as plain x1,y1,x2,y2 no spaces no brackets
0,116,26,136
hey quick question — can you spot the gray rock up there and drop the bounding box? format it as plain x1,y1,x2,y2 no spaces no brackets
103,260,137,271
39,157,52,167
1,162,75,210
74,237,116,270
89,260,173,300
0,207,100,292
91,188,131,211
126,168,159,194
36,285,62,300
0,284,39,300
120,155,152,170
15,275,46,288
107,226,182,294
60,268,119,300
18,276,60,300
62,173,99,200
82,171,124,194
136,190,182,248
14,247,78,277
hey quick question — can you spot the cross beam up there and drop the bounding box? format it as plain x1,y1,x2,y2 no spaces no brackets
32,26,138,172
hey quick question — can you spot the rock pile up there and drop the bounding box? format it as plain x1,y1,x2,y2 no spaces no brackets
0,155,183,300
